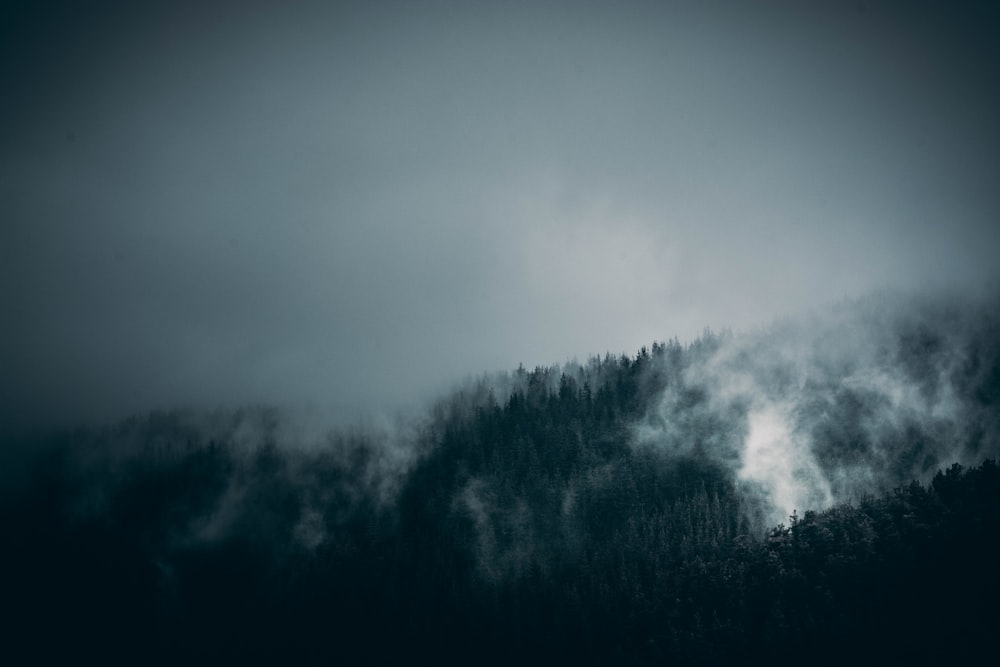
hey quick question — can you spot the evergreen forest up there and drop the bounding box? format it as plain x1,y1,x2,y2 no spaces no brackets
3,293,999,665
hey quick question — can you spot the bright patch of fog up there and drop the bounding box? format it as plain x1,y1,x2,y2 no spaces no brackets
739,403,832,524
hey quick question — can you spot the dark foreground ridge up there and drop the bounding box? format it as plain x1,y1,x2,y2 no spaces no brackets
3,292,999,665
4,438,998,665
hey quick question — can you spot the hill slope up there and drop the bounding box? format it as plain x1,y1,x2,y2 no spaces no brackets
2,290,999,664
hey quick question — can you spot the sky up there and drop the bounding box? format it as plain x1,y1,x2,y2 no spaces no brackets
2,0,999,434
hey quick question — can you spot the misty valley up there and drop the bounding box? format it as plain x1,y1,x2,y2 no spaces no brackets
3,292,999,665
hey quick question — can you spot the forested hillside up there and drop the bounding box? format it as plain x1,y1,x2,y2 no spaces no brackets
3,292,999,665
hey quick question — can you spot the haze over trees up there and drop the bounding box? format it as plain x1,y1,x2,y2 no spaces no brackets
2,291,999,665
4,2,999,663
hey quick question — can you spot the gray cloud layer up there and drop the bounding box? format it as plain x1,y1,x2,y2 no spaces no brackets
3,1,999,434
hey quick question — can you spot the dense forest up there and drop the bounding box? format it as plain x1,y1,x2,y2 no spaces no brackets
3,292,999,665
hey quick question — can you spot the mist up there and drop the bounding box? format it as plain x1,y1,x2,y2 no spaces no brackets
3,0,1000,437
633,288,1000,524
4,3,1000,662
2,286,999,664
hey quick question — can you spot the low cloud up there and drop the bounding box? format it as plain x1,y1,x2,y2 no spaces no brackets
634,289,1000,525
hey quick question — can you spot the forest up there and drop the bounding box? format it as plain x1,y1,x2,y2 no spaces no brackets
2,292,999,665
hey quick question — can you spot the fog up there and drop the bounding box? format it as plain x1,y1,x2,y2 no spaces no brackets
630,288,1000,525
3,0,999,436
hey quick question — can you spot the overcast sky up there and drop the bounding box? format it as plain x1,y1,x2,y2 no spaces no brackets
2,0,999,433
